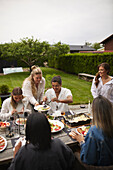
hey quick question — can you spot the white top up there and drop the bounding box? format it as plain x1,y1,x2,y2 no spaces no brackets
45,87,72,113
22,77,45,105
0,97,31,121
91,77,113,104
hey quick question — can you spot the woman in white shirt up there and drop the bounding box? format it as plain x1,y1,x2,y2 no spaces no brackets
0,87,31,121
22,65,45,106
91,63,113,104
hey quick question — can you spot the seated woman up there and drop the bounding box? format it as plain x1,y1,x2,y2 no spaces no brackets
22,65,45,107
8,111,75,170
43,76,73,113
0,87,31,121
69,96,113,166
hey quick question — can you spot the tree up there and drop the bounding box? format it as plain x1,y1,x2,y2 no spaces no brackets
48,41,70,58
85,41,103,51
15,37,50,72
0,38,70,72
91,42,103,51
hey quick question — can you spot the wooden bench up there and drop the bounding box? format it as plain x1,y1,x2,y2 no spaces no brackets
78,73,95,82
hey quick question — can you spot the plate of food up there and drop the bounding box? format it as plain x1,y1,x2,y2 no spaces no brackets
48,120,64,133
34,105,51,112
15,118,27,126
0,135,7,152
76,125,90,136
0,121,10,130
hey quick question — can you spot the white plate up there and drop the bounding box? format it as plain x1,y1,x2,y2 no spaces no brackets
0,135,7,152
48,120,64,133
34,105,51,112
15,118,27,126
76,125,90,136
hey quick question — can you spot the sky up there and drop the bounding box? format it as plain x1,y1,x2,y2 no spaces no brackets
0,0,113,45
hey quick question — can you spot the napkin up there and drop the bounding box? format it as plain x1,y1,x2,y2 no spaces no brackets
13,136,26,151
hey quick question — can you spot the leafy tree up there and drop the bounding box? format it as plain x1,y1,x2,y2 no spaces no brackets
91,42,103,51
15,37,50,72
48,42,70,58
85,41,103,51
0,38,70,72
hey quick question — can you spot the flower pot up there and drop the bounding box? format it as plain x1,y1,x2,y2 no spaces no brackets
0,93,11,104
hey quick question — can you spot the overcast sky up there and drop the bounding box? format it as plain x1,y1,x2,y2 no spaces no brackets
0,0,113,45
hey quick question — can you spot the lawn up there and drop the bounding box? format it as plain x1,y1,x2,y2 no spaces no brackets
0,67,93,106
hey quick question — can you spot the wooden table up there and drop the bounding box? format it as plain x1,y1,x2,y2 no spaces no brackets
0,124,78,165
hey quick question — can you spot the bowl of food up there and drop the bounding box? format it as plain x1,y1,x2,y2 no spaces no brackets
0,121,10,130
48,120,64,133
76,125,90,136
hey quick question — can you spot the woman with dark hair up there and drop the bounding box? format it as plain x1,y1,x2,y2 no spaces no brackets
69,96,113,166
8,111,75,170
0,87,31,120
43,76,73,113
91,62,113,104
22,65,45,106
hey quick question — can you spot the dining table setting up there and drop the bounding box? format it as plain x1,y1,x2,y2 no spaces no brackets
0,104,92,165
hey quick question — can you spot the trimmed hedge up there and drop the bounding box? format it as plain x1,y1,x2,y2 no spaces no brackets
48,53,113,76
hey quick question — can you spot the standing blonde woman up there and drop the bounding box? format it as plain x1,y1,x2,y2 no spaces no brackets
91,63,113,104
0,87,31,120
22,65,45,106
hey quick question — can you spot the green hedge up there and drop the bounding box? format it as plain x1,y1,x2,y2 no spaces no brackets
48,52,113,76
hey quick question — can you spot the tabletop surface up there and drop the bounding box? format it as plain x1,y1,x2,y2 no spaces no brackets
0,107,91,165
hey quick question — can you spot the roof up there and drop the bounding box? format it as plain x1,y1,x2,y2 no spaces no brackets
100,34,113,44
69,45,95,51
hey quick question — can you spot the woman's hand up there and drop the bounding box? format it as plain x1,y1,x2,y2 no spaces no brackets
35,102,39,107
69,130,84,143
43,96,47,102
11,109,17,115
14,141,22,158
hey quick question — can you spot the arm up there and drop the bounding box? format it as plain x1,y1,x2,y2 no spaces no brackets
0,99,12,120
80,131,97,165
91,78,98,98
22,80,38,106
51,95,73,104
38,77,45,104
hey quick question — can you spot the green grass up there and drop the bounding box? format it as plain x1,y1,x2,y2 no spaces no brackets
0,67,93,105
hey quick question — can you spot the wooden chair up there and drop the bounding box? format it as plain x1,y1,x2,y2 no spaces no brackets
74,152,113,170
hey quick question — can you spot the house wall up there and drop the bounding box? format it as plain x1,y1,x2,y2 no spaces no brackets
104,37,113,50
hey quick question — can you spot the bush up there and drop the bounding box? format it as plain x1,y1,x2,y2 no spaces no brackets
0,84,9,94
48,52,113,76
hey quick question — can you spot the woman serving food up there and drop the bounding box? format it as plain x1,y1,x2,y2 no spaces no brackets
22,65,45,107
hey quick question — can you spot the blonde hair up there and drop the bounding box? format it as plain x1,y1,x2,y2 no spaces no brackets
26,65,42,99
11,87,23,109
92,96,113,138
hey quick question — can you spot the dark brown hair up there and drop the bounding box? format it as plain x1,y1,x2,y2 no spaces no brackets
26,111,51,150
95,63,110,87
51,76,62,85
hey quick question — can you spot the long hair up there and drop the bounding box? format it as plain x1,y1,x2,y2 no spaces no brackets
92,95,113,138
11,87,23,109
25,65,42,99
51,75,62,85
26,111,51,150
95,63,110,87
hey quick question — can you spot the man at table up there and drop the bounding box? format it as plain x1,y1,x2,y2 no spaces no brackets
43,76,73,114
